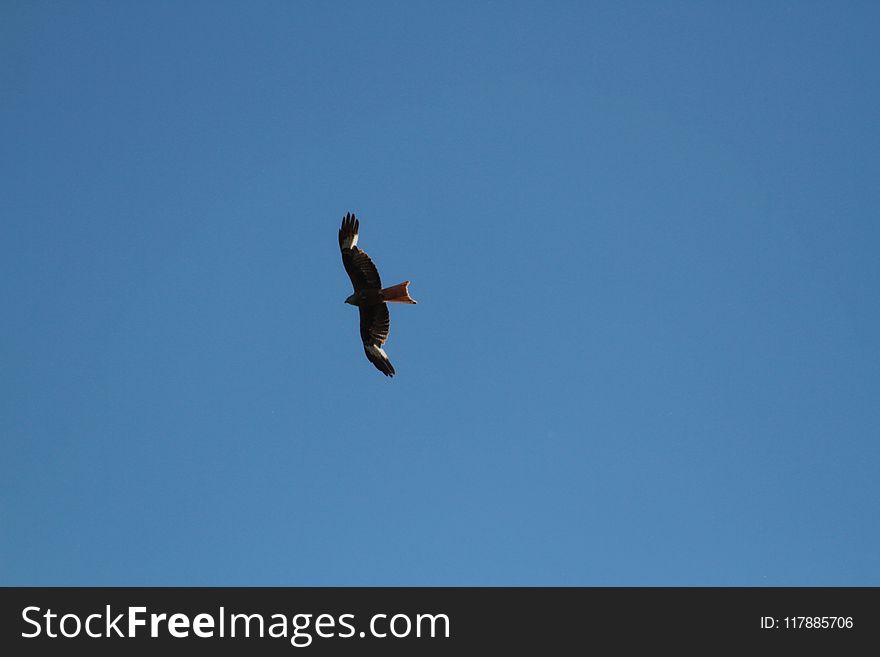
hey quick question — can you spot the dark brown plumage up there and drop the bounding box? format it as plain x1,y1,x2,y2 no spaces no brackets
339,212,416,376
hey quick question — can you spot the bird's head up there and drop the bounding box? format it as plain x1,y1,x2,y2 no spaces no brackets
344,293,357,306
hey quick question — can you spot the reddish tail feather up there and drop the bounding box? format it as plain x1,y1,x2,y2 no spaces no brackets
381,281,417,304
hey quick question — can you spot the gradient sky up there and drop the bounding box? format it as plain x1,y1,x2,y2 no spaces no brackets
2,1,878,585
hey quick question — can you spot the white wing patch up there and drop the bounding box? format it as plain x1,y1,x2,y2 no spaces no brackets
366,344,388,360
341,231,358,250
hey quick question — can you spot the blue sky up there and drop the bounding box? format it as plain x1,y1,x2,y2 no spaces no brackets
1,1,878,585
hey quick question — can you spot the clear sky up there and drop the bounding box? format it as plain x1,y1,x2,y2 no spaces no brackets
2,2,878,586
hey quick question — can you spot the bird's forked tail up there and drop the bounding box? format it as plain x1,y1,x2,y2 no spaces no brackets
381,281,417,304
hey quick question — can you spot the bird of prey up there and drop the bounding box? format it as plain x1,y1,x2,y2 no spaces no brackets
339,212,416,377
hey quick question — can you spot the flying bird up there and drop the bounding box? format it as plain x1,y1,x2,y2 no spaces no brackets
339,212,416,377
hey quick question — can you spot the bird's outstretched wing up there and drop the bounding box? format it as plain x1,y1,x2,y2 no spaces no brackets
339,212,382,292
359,303,394,377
